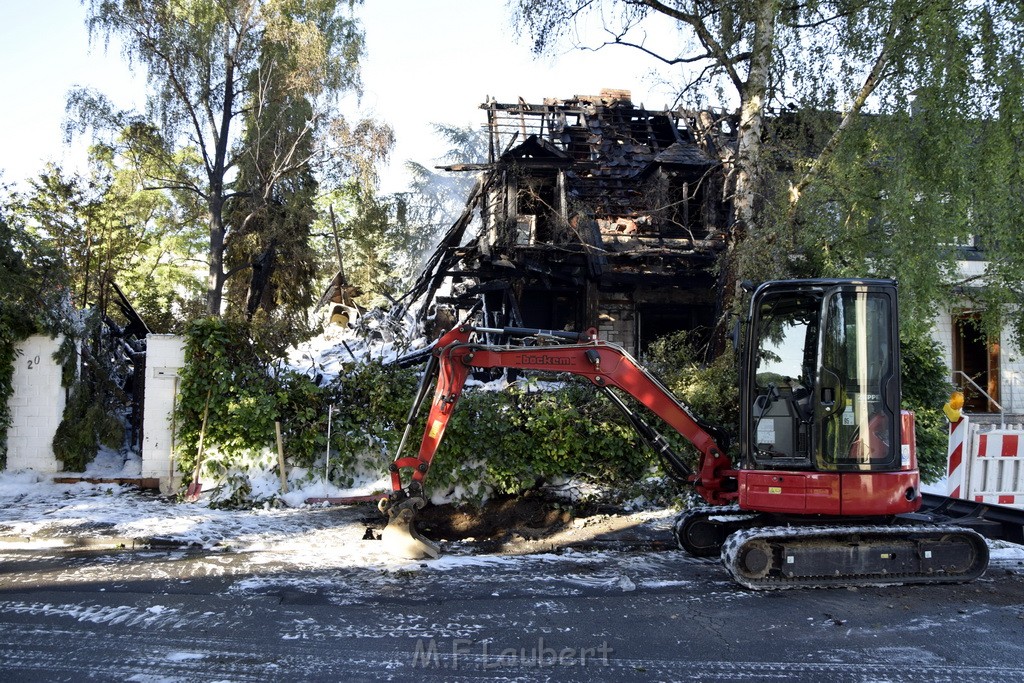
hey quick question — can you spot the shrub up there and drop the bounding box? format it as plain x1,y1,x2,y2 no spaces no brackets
175,318,422,500
644,330,739,462
900,333,954,483
426,380,649,504
175,321,739,507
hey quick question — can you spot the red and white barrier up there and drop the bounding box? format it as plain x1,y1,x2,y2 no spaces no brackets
946,416,969,499
947,418,1024,508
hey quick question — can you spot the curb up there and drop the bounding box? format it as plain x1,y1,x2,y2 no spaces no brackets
0,534,197,551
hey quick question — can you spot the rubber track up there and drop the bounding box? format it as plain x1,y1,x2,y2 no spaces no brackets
721,524,990,590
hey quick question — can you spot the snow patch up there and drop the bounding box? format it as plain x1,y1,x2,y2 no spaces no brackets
164,652,205,662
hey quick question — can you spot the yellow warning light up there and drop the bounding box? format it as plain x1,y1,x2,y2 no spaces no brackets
943,391,964,422
949,391,965,411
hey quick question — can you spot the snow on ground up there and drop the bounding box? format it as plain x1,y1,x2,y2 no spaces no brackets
990,539,1024,565
0,471,1022,566
0,470,384,558
0,463,1022,580
82,447,143,478
0,467,645,582
0,471,702,605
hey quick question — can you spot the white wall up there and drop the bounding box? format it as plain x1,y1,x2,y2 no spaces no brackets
5,335,65,472
1001,327,1023,415
141,334,186,494
929,306,954,373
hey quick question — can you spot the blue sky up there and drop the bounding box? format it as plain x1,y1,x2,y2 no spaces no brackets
0,1,145,185
0,1,679,194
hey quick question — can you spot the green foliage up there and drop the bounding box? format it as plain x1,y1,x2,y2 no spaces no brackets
771,4,1024,345
320,360,419,485
52,382,125,472
14,160,206,334
222,29,324,331
172,317,667,506
175,317,277,474
50,312,132,471
319,183,427,310
900,333,955,484
0,343,14,466
174,318,417,498
306,123,476,316
77,0,375,315
0,214,34,458
645,331,739,459
427,381,649,504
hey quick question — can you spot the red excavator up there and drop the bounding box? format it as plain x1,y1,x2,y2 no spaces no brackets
380,279,992,588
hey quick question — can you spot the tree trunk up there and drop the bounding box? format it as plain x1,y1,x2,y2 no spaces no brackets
712,0,777,351
207,194,226,316
206,41,237,317
731,0,777,243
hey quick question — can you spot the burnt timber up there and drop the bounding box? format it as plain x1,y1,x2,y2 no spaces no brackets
404,89,736,354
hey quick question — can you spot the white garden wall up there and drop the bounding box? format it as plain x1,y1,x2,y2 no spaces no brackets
5,335,66,472
141,335,186,494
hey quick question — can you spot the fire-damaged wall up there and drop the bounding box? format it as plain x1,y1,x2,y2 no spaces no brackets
403,89,734,355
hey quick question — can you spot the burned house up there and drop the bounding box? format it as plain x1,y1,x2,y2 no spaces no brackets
404,89,735,354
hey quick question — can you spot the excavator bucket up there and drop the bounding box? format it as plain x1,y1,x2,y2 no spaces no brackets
380,497,441,560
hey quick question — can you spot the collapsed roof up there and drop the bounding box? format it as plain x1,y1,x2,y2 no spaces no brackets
400,89,738,353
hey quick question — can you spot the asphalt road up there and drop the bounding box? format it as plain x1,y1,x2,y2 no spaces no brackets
1,542,1024,682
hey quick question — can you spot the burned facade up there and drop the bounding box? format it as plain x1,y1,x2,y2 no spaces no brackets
405,89,735,354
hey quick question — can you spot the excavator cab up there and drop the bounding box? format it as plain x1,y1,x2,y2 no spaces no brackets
743,279,902,474
734,279,917,520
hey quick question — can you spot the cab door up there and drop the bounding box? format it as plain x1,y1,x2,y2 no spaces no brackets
815,284,901,472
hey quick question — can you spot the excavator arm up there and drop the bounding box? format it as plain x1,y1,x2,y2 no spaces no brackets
381,323,736,559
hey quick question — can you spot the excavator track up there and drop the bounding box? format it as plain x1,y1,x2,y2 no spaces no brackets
721,524,990,590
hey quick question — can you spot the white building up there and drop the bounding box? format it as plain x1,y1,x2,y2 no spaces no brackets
931,253,1023,423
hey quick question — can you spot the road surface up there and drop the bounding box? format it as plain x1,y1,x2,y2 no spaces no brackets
1,537,1023,681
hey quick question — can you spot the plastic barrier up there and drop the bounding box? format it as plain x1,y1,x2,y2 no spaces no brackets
947,415,1024,507
946,415,969,499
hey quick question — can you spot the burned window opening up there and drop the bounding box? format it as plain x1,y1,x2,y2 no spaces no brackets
636,302,715,358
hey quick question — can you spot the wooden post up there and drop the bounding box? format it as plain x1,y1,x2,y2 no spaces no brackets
186,388,213,501
275,421,288,493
